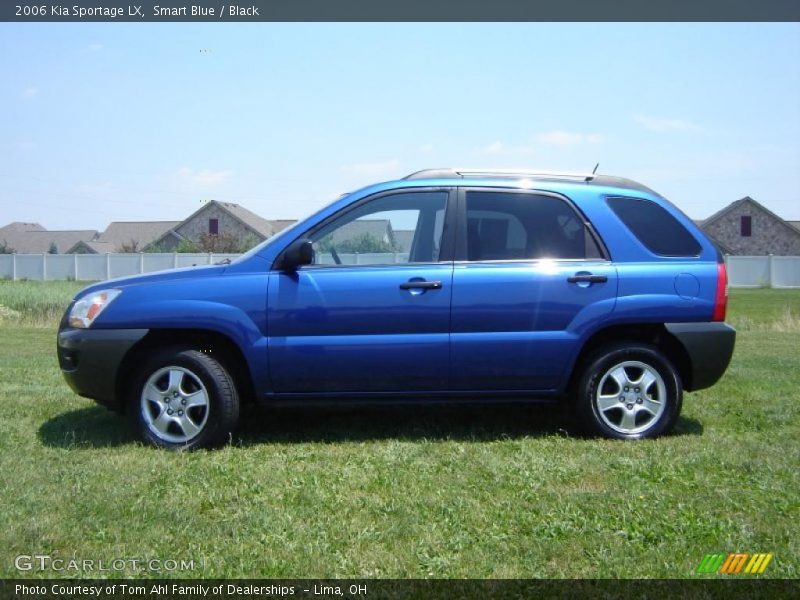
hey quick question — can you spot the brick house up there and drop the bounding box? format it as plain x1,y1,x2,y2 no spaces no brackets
698,197,800,256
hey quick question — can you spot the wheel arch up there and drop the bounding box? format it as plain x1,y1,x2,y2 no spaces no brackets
568,323,693,393
115,328,256,412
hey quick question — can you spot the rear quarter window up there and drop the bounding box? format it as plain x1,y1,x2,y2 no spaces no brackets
606,196,701,257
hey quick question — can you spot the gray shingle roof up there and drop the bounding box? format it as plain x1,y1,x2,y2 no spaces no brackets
96,221,181,250
269,219,298,233
67,240,116,254
0,222,46,234
216,202,276,238
393,230,415,252
0,230,98,254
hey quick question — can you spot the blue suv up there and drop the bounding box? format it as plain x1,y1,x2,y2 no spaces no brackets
58,169,735,448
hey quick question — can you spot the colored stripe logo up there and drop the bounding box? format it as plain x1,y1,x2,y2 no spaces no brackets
697,553,773,575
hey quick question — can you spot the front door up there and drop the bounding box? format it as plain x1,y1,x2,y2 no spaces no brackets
268,189,454,394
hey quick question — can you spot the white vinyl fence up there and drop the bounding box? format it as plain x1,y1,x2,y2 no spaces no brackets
0,253,241,281
1,253,799,288
725,255,800,289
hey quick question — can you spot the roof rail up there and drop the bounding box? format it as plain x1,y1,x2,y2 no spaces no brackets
403,168,598,182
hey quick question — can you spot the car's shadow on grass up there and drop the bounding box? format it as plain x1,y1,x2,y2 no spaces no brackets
38,403,704,449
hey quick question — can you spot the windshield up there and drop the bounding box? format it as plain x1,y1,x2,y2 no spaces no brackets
234,192,352,263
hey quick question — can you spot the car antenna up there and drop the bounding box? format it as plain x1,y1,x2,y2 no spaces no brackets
592,163,599,175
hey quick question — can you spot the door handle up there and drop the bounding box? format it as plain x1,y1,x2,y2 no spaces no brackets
400,280,442,290
567,274,608,284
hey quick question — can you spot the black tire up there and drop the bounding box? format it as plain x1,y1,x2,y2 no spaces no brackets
129,347,239,450
573,342,682,440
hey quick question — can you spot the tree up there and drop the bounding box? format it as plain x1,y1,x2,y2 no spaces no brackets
239,233,260,253
317,233,398,254
175,239,199,253
0,240,14,254
197,232,243,253
48,242,58,254
117,239,139,253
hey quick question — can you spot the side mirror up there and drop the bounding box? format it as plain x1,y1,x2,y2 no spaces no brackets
281,238,313,271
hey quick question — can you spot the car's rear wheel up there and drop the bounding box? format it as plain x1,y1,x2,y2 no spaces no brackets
131,347,239,450
574,343,682,440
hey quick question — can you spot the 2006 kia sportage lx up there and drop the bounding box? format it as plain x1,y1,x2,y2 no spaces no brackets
58,168,735,449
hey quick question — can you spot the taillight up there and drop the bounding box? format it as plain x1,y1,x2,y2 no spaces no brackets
712,261,728,322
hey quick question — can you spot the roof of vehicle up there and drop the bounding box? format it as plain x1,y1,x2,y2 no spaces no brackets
402,168,659,196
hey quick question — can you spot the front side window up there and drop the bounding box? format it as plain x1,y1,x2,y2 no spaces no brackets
309,191,448,266
464,191,602,261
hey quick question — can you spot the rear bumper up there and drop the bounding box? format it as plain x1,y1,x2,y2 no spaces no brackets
665,322,736,391
57,328,149,409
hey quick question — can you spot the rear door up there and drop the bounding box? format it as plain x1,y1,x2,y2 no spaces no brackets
450,188,617,391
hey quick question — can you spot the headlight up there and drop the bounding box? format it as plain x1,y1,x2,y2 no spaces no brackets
69,289,121,328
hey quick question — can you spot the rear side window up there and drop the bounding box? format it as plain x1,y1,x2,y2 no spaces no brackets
464,191,604,260
607,197,701,257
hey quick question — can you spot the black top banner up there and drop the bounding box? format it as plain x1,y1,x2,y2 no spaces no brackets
2,0,799,22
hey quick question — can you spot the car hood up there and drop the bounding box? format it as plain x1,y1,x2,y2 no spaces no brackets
74,264,228,299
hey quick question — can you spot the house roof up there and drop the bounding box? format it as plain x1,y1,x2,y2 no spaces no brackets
269,219,298,233
65,240,116,254
96,221,181,250
0,230,98,254
788,221,800,232
393,229,415,252
0,222,46,234
219,202,276,238
700,196,800,240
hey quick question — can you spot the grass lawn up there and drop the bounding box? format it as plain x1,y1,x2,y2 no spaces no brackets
0,282,798,578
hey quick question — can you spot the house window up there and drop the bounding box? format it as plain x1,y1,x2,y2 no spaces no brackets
209,218,219,235
740,215,752,237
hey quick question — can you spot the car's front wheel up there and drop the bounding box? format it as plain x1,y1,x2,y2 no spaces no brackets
130,347,239,450
574,343,682,440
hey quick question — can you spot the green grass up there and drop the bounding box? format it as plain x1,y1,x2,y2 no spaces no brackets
0,280,88,326
0,285,797,579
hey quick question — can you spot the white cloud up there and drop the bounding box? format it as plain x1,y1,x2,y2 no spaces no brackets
176,167,232,186
341,159,401,176
21,87,39,99
534,131,605,146
634,115,702,132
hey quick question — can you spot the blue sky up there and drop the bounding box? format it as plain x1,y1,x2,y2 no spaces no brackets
2,23,799,230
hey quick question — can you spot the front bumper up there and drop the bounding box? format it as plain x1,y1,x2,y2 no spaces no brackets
57,328,149,409
665,322,736,391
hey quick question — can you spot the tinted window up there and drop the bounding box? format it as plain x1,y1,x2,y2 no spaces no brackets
310,191,447,266
464,192,603,261
607,197,701,257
